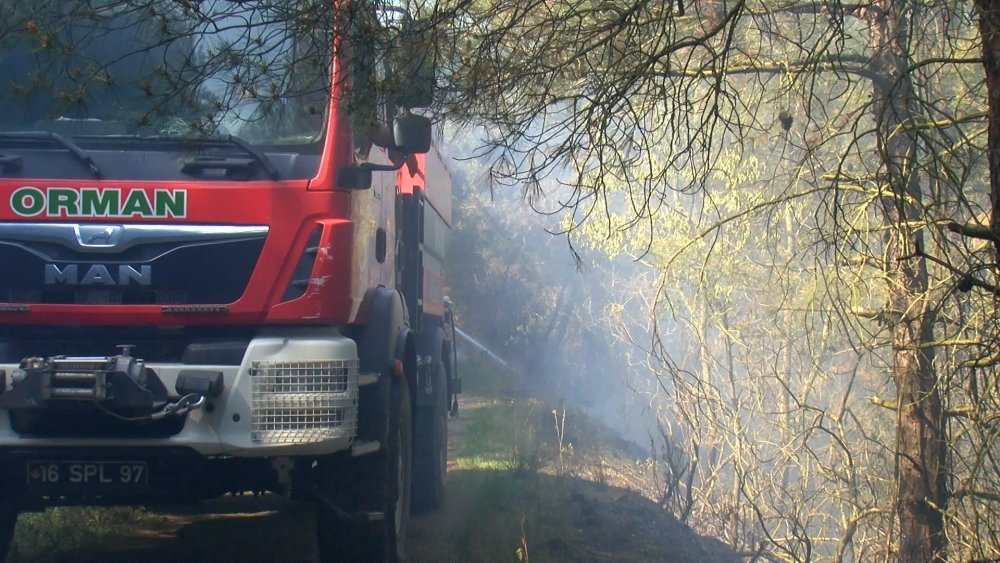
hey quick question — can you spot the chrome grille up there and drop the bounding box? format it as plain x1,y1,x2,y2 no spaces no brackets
250,360,358,444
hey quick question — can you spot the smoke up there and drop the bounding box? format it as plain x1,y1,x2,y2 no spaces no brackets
444,134,663,450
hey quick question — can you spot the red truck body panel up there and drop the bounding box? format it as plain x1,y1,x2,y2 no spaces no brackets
0,72,450,329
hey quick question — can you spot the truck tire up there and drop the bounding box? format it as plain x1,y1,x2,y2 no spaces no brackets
382,380,413,562
412,358,447,513
316,380,412,563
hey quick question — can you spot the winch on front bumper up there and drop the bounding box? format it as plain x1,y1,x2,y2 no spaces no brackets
0,350,214,437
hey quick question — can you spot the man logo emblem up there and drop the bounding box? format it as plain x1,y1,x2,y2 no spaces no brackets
77,225,123,247
45,264,151,286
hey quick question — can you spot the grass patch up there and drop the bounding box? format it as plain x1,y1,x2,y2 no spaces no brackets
448,380,569,562
458,401,547,475
9,506,166,561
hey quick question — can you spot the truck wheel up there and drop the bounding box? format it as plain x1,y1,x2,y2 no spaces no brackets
412,359,447,513
380,380,412,562
316,381,412,563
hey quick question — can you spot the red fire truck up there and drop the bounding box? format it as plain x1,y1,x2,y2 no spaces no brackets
0,1,456,561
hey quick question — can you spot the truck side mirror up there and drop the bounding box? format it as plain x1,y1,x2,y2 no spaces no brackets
393,113,432,155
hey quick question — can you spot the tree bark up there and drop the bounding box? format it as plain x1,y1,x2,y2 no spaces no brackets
869,3,947,561
977,1,1000,259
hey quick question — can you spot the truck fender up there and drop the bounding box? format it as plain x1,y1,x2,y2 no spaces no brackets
354,287,414,446
355,287,408,369
394,326,418,411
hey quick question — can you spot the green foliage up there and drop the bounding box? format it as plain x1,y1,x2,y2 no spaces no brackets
433,0,1000,558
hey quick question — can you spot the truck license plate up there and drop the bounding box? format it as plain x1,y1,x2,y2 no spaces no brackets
27,460,148,487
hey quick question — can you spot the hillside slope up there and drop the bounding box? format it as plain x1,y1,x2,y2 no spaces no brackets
407,360,741,562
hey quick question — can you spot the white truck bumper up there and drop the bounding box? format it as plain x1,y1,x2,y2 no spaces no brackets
0,329,360,458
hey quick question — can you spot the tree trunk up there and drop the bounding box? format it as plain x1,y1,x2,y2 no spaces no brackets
888,256,946,562
869,3,948,561
977,1,1000,258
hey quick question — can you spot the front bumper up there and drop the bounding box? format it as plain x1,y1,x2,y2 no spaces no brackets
0,328,359,458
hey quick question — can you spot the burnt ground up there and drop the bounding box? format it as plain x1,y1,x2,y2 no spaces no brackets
7,392,741,563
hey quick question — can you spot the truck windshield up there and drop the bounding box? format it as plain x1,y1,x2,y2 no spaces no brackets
0,0,333,147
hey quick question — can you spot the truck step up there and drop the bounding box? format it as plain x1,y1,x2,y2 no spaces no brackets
358,372,380,387
302,479,384,525
351,440,381,457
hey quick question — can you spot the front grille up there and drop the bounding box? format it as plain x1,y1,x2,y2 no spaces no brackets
249,360,358,444
0,224,267,305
